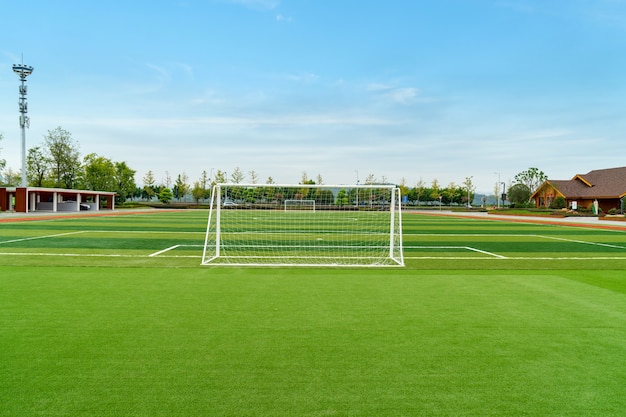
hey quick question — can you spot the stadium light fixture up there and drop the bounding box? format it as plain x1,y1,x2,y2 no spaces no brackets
13,63,34,187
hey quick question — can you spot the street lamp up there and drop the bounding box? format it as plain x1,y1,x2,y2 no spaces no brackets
467,176,473,208
13,63,34,187
355,170,359,207
494,172,501,209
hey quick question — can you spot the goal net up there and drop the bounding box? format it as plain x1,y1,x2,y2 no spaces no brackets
284,199,315,212
201,184,404,267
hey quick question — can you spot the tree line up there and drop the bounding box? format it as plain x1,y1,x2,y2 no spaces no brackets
0,128,548,206
0,127,136,203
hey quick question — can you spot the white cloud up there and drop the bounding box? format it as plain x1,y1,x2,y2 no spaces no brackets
276,14,293,23
494,1,537,14
367,83,421,105
387,87,419,105
284,72,318,83
223,0,280,10
367,83,392,91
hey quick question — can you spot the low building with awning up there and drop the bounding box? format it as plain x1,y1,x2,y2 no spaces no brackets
0,187,116,213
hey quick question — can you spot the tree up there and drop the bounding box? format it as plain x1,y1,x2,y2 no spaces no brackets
26,146,49,187
248,170,259,184
514,167,547,195
508,183,532,206
462,177,475,207
214,170,226,185
336,189,349,206
413,178,426,205
198,170,211,201
159,187,173,204
44,127,81,188
114,161,136,202
231,167,245,184
174,173,190,201
2,168,20,186
143,170,156,201
82,153,116,191
398,178,409,201
430,179,441,202
192,181,205,204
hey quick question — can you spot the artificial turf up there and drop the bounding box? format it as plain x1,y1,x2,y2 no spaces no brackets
1,211,625,416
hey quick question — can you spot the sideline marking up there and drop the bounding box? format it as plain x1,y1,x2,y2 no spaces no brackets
0,231,86,245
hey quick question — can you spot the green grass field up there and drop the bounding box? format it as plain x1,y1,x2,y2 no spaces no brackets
1,210,625,416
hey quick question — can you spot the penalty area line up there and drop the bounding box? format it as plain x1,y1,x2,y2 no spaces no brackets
404,245,507,259
149,244,203,257
465,246,507,259
149,245,181,257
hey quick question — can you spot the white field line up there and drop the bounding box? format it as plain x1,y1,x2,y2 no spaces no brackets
2,231,625,261
404,256,626,260
465,246,508,259
87,230,203,235
404,245,506,259
0,231,87,244
414,233,626,249
405,233,626,259
0,251,202,258
149,245,181,257
0,250,623,260
537,235,626,250
0,252,145,257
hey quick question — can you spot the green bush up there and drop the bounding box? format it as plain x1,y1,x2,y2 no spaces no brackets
550,196,567,209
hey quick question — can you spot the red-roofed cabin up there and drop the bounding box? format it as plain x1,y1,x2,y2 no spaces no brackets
530,167,626,213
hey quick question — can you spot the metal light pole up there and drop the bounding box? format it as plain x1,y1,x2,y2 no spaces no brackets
13,63,34,187
467,176,473,208
355,170,359,207
494,172,501,209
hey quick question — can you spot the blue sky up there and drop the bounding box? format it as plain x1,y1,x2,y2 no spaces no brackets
2,0,626,193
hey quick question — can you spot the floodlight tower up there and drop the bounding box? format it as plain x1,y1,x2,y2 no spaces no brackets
13,63,34,187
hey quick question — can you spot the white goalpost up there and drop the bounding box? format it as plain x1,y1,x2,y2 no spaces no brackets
284,199,315,212
201,183,404,267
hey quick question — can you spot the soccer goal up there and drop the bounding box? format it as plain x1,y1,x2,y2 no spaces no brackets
201,183,404,267
284,199,315,212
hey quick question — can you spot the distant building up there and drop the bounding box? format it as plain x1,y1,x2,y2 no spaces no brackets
531,166,626,213
0,187,116,213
